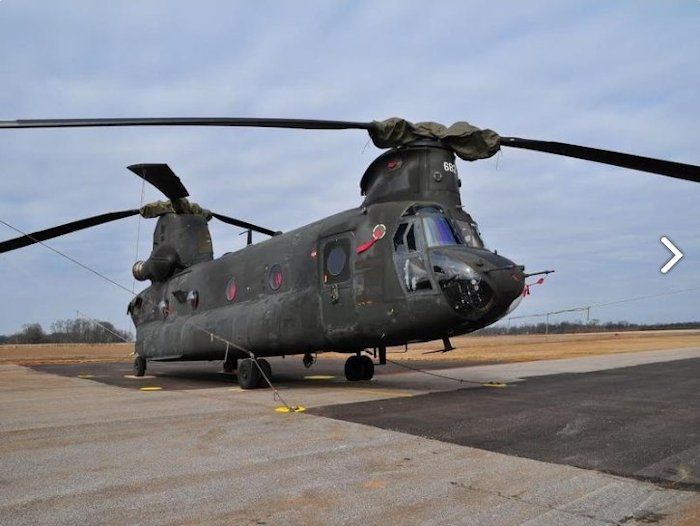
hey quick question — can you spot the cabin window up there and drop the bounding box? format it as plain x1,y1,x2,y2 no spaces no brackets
268,264,284,291
323,238,351,283
328,246,346,276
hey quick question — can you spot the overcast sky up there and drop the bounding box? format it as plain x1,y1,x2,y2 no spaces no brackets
0,1,698,335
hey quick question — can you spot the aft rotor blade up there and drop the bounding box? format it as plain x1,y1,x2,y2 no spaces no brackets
127,163,189,200
0,117,372,131
501,137,700,184
0,210,139,253
211,212,278,237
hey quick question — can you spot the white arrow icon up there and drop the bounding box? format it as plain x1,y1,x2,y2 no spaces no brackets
660,236,684,274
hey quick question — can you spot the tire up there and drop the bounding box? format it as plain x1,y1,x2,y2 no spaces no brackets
344,355,363,382
256,359,272,388
360,355,375,381
238,358,260,389
133,356,146,377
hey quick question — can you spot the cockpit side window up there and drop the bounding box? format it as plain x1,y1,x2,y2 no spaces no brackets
393,223,408,250
392,218,432,293
455,219,485,248
406,225,416,251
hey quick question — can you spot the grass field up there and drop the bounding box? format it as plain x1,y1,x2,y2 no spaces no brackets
1,330,698,366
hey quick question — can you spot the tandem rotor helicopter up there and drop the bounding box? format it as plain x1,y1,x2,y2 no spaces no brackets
2,117,699,388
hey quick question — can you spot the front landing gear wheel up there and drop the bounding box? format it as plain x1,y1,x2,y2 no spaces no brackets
238,358,261,389
133,356,146,377
344,355,375,382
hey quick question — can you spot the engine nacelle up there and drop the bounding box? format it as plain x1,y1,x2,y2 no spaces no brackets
132,245,181,282
133,213,214,282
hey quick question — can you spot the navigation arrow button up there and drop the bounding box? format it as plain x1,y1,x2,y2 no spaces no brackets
660,236,684,274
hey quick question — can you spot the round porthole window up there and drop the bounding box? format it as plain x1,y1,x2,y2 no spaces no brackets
327,245,347,277
268,265,284,291
226,278,237,302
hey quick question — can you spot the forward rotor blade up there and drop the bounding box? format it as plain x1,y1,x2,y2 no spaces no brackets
0,210,139,253
127,163,189,200
211,212,278,237
500,137,700,184
0,117,372,131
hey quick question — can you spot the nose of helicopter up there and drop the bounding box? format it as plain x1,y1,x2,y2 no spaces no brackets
429,248,525,320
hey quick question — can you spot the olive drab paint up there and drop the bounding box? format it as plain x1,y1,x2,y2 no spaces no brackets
127,140,526,369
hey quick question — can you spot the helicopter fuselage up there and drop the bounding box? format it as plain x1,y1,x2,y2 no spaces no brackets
128,142,525,363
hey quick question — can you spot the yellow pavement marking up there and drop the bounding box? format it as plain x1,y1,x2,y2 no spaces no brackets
482,382,507,388
303,375,336,380
139,387,163,391
275,406,306,413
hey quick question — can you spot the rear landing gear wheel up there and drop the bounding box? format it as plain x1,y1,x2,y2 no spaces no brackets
344,355,374,382
238,358,260,389
360,355,375,381
256,358,272,388
133,356,146,377
344,355,362,381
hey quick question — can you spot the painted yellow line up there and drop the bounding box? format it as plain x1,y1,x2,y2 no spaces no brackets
227,388,243,392
303,375,336,381
275,405,306,413
77,374,93,379
482,382,507,388
139,387,163,392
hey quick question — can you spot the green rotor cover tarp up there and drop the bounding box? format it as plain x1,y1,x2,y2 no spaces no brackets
369,118,501,161
140,199,212,219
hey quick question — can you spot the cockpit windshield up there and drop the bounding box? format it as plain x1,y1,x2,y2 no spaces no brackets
422,215,461,247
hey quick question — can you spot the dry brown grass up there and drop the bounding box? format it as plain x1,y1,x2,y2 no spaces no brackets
0,342,134,365
1,330,698,366
381,329,700,363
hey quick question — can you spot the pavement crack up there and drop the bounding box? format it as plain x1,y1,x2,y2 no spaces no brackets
449,481,619,524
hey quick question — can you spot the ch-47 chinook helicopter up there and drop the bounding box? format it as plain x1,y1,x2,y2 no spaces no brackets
2,117,699,388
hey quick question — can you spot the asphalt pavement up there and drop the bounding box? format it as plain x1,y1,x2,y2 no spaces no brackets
2,347,698,525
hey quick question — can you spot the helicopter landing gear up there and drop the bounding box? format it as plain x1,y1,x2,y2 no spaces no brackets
133,355,147,377
237,358,272,389
344,354,374,382
256,358,272,388
223,357,237,373
302,353,316,368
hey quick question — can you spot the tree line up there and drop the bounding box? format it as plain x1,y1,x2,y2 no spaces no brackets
0,318,133,344
476,320,700,336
